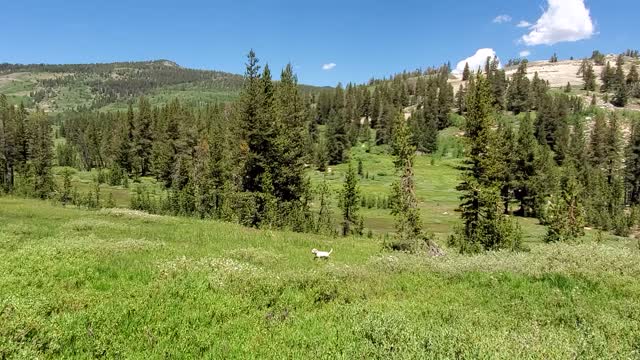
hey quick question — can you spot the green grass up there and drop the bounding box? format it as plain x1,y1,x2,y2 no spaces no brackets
1,196,640,358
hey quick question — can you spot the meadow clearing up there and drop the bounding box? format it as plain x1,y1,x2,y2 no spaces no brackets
1,194,640,358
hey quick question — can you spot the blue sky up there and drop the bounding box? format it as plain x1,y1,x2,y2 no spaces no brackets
1,0,638,86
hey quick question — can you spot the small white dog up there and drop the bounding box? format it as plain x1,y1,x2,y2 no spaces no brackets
311,248,333,260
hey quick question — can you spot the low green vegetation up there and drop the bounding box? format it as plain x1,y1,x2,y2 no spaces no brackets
2,197,640,358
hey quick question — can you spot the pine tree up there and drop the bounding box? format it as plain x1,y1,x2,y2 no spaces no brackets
409,93,437,154
315,173,334,235
0,95,16,191
207,106,235,221
59,168,73,205
455,84,466,114
152,100,181,187
589,113,608,169
528,72,548,110
115,103,135,174
326,108,348,164
582,61,597,91
272,63,310,203
133,97,154,176
611,82,628,107
28,111,56,199
625,119,640,205
513,112,539,217
453,73,522,252
534,93,559,148
506,61,530,114
611,58,628,107
436,66,454,128
389,112,425,251
545,166,585,242
627,64,639,86
339,163,361,236
568,119,589,185
600,62,615,93
495,119,517,213
242,59,278,197
191,138,213,218
462,62,471,81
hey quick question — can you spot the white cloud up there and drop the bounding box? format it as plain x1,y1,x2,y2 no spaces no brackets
521,0,594,46
453,48,500,75
519,50,531,57
517,20,531,28
322,63,336,71
493,14,512,24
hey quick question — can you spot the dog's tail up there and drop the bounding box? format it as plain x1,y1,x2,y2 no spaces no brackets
329,248,333,255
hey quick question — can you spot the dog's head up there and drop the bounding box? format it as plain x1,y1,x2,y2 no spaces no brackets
311,248,318,254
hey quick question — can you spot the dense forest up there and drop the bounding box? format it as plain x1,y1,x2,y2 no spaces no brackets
2,50,640,253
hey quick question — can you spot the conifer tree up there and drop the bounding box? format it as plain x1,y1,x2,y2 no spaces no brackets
114,103,135,175
495,119,516,213
0,95,17,191
436,67,454,128
611,82,628,107
506,61,530,114
452,73,522,252
133,97,154,176
339,163,361,236
534,93,558,148
326,108,348,164
611,59,628,107
389,112,423,249
409,90,438,154
528,72,548,110
59,168,73,205
600,62,615,92
582,61,597,91
513,112,538,217
568,119,589,185
625,119,640,205
462,62,471,81
28,111,55,198
272,63,310,203
589,113,608,169
315,173,334,235
455,84,466,114
627,64,639,86
191,138,213,218
545,166,585,242
152,100,182,187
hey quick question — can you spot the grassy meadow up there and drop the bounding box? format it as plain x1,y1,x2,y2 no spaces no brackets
2,120,639,358
1,196,640,358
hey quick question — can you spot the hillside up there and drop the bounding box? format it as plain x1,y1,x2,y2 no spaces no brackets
2,196,640,358
450,54,640,111
0,60,325,112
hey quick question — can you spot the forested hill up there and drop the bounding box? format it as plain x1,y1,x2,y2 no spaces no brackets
0,60,325,112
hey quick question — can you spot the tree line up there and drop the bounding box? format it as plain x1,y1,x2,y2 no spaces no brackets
3,50,640,254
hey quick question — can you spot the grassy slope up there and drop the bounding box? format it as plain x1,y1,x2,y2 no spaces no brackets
1,196,640,358
0,61,328,113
